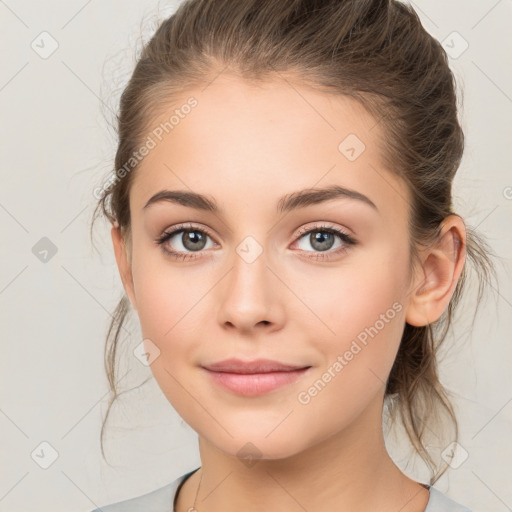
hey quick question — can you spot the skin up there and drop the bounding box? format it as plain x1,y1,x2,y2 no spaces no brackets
111,71,466,512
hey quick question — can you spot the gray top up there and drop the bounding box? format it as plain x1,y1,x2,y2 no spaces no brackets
89,468,473,512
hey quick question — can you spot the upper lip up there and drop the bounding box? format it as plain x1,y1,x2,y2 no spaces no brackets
202,358,310,374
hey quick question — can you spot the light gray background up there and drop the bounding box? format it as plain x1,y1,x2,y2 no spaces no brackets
1,1,511,511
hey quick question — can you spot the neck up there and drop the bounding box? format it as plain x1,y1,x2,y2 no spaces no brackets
175,393,430,512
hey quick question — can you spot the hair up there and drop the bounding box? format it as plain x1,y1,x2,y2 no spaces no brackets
90,0,498,485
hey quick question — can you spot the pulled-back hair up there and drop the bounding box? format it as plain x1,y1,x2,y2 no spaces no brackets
91,0,497,484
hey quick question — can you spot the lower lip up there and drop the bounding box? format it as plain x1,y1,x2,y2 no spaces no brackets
203,367,311,396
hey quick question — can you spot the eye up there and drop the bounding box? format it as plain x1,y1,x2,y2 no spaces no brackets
155,223,217,261
292,223,357,260
155,222,357,262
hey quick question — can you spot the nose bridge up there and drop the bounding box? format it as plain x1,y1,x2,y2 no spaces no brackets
216,235,284,331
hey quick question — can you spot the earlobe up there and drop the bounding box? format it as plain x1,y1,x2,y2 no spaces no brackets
111,224,138,311
405,216,466,327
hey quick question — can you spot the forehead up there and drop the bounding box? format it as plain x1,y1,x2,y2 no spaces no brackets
130,73,410,220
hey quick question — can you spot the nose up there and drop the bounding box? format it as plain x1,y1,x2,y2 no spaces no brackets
216,247,285,335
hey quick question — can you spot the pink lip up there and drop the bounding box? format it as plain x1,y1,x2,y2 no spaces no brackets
202,357,309,373
201,358,312,396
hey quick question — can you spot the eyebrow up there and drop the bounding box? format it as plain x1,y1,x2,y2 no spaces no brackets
142,184,378,214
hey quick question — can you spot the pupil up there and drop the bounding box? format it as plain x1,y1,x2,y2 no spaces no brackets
183,230,206,251
311,231,334,251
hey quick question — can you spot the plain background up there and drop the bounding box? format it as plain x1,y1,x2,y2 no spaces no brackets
0,1,511,511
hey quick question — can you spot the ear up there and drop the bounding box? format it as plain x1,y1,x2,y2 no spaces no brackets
111,223,137,311
405,215,466,327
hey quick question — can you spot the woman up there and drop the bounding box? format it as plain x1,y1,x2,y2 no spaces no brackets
89,0,496,510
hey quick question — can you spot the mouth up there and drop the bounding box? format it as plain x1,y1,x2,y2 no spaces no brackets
201,358,312,396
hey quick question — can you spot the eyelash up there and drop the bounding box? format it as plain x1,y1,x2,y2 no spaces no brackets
155,222,357,261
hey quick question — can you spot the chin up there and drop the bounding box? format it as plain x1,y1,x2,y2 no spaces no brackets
202,428,311,463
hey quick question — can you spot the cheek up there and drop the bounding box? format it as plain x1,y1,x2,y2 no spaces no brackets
129,247,214,381
132,275,176,341
130,243,200,340
295,243,408,349
130,257,208,419
294,245,408,412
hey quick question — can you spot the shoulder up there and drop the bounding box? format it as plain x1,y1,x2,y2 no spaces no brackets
425,486,473,512
87,468,200,512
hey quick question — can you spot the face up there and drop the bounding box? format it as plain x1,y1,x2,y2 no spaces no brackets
114,73,416,460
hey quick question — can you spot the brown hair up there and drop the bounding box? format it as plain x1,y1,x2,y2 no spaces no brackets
90,0,498,484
